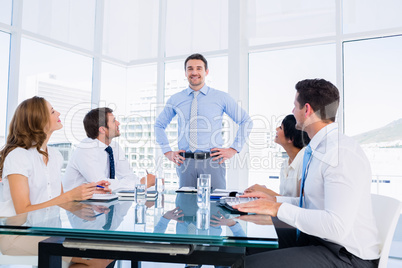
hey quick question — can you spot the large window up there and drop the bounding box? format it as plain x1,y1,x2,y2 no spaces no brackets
344,36,402,201
101,63,157,179
0,0,12,25
166,0,228,57
247,0,336,46
248,44,336,192
103,0,159,61
0,32,10,147
22,0,96,50
19,38,93,170
343,0,402,34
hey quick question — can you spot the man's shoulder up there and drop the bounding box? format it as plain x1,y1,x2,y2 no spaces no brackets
339,133,364,152
206,87,225,94
75,137,100,149
168,88,189,101
320,131,367,165
205,87,232,100
69,138,103,161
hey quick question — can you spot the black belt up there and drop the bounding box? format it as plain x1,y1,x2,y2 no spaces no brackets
179,152,211,160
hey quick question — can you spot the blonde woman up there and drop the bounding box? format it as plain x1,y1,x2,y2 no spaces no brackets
0,96,112,267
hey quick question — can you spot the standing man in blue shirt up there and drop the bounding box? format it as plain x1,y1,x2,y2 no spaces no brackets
155,53,253,189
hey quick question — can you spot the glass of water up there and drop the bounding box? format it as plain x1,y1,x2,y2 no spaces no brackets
135,183,146,205
155,171,165,193
197,174,211,208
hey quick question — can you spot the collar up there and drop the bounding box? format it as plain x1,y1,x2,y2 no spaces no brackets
77,137,111,150
186,84,209,96
289,147,305,169
308,123,338,152
97,139,109,149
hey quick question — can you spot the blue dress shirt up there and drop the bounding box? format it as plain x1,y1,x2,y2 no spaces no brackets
155,85,253,154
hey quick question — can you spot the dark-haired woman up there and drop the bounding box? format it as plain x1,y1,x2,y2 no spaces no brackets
245,114,310,197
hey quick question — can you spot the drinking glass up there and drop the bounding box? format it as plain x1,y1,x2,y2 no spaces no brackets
135,183,146,205
197,174,211,208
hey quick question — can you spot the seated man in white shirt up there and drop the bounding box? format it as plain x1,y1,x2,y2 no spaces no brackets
233,79,380,268
64,107,155,193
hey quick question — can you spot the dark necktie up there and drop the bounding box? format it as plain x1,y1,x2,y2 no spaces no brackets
296,144,312,239
102,205,115,230
105,146,115,179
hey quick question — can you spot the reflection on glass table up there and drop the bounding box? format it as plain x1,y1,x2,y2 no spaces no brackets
0,192,278,268
0,192,277,248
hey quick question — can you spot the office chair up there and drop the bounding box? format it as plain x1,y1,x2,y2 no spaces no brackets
371,194,402,268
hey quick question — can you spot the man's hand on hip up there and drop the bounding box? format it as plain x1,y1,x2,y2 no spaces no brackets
210,147,237,164
165,150,186,166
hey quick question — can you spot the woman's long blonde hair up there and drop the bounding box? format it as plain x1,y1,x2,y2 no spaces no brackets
0,96,50,177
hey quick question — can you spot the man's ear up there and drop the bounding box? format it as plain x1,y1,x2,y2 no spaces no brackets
99,126,106,134
304,103,313,117
305,103,321,124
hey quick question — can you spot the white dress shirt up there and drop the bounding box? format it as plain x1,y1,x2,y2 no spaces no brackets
277,123,380,260
279,147,305,197
63,138,139,193
1,147,63,217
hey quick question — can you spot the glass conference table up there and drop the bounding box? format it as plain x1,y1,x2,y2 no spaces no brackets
0,191,278,267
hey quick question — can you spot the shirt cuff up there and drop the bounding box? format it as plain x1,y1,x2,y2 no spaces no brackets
229,144,240,153
162,146,173,154
276,196,299,206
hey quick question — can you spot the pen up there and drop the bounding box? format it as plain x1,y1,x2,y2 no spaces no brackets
90,212,104,218
146,169,149,174
96,185,105,188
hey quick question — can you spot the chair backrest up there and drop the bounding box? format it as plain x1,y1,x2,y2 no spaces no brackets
371,194,402,268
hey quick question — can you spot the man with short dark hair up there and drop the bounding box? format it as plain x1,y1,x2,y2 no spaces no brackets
155,53,253,189
64,107,155,192
234,79,380,267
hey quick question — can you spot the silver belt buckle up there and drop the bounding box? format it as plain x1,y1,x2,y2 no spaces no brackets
194,153,206,160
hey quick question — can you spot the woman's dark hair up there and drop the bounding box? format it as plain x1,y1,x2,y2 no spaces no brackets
282,114,310,149
83,107,113,139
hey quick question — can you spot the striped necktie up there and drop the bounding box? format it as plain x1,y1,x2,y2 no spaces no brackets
189,91,200,152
